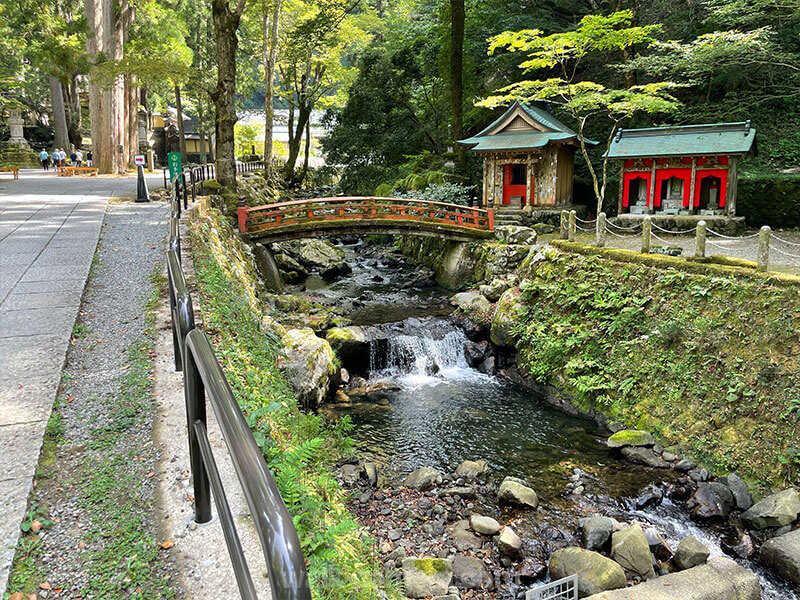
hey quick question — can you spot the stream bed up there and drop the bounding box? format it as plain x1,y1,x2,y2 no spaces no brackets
291,238,797,599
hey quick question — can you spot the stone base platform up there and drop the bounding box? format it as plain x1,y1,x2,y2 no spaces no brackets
612,214,746,236
494,204,588,227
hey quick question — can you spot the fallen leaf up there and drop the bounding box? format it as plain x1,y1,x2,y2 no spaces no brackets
39,582,51,590
26,594,36,600
53,588,63,594
186,494,194,502
31,520,41,532
9,592,24,600
146,471,155,478
66,397,74,403
159,540,175,549
78,541,85,548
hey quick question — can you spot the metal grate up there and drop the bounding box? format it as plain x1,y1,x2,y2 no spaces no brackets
525,575,578,600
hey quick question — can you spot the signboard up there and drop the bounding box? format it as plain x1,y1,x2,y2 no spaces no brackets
134,154,145,166
167,152,183,182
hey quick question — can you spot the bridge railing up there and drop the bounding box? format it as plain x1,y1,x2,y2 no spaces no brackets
239,196,494,234
167,187,312,600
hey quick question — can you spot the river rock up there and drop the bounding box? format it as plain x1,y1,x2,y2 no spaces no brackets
675,458,697,472
497,526,522,558
325,326,368,367
582,557,760,600
620,446,670,468
741,488,800,529
363,462,378,487
498,476,538,508
403,467,443,491
636,484,664,509
452,555,494,590
479,278,510,302
757,527,800,585
463,341,488,368
606,429,655,448
490,287,522,347
674,535,710,570
451,291,492,315
402,557,453,598
494,225,537,245
455,459,490,480
721,532,756,559
580,515,613,552
470,514,501,536
688,467,709,482
278,328,338,410
547,547,626,598
447,519,482,551
610,523,656,580
645,527,673,561
723,473,753,510
687,482,735,521
278,238,345,270
321,261,352,280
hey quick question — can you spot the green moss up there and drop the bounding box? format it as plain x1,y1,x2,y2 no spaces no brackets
607,430,654,447
413,558,451,576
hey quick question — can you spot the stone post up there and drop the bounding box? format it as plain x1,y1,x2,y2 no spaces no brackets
758,225,771,272
641,216,651,254
7,108,26,145
568,210,576,242
596,212,606,247
695,220,707,258
560,210,568,239
147,150,155,173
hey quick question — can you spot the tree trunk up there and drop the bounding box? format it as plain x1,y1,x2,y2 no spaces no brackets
301,117,310,181
175,84,187,162
283,102,310,183
449,0,464,153
263,0,283,175
84,0,103,167
49,75,71,151
211,0,245,188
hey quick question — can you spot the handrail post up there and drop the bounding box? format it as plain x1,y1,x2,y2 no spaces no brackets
182,173,188,209
560,210,568,239
695,220,707,258
596,212,606,247
568,210,576,242
641,215,651,254
237,197,248,233
758,225,770,271
487,207,494,231
184,348,212,523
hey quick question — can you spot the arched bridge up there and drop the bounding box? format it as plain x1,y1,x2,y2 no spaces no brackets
237,197,495,243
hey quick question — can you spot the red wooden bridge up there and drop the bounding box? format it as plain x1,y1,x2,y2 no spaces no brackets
237,196,495,243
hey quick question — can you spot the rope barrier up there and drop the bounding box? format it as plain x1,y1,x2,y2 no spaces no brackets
575,223,595,233
604,225,638,238
769,243,800,259
650,230,680,246
771,233,800,247
651,222,697,235
575,216,596,224
606,220,641,231
707,239,735,251
707,228,760,240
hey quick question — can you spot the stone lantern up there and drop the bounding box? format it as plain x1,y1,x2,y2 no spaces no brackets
7,108,29,147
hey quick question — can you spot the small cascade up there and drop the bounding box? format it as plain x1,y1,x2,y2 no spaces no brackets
369,326,469,377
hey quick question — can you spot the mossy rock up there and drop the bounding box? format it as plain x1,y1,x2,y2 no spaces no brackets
202,179,223,192
606,430,655,448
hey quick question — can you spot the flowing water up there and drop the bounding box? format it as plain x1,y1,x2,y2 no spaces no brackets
302,241,797,599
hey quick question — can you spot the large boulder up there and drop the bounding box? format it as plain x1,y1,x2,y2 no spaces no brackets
687,482,735,521
580,515,613,552
674,535,710,570
455,459,490,480
547,547,626,598
325,326,368,368
403,466,443,491
757,527,800,585
451,291,492,315
447,519,481,551
610,523,656,580
494,225,538,245
582,558,760,600
402,557,453,598
498,476,538,508
277,238,346,271
470,514,501,536
620,446,671,469
479,278,511,302
741,488,800,529
490,287,522,347
252,243,284,292
452,555,494,590
278,328,338,410
606,430,655,448
437,241,478,289
723,473,753,511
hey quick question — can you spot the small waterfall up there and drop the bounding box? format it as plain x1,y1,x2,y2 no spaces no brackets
368,323,469,377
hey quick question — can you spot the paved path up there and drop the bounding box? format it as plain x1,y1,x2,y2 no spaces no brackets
0,169,163,595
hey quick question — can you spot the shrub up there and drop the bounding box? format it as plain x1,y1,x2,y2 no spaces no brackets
737,172,800,227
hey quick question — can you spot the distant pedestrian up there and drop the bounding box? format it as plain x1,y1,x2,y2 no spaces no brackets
75,150,83,166
58,149,66,166
70,151,77,165
86,151,93,167
52,149,60,167
39,149,50,170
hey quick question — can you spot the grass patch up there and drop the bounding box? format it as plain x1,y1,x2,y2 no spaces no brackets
189,205,400,599
513,249,800,494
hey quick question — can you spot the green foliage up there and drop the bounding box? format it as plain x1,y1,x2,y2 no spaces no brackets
515,250,800,490
189,207,399,599
737,172,800,227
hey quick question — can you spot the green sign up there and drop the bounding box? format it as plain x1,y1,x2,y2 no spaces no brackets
167,152,183,182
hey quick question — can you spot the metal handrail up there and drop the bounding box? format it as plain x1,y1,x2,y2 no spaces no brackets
166,168,312,599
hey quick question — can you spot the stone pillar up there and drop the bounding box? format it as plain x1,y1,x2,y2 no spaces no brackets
597,212,606,247
641,216,651,254
695,220,707,258
7,108,27,146
568,210,576,242
758,225,770,271
560,210,568,239
688,158,697,215
147,150,155,173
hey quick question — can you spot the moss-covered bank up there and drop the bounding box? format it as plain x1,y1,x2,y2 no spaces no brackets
511,248,800,493
187,201,399,599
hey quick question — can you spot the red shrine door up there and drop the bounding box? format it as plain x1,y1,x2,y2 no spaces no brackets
502,164,532,206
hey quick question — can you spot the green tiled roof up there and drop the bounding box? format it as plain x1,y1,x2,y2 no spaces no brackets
457,101,585,152
607,122,756,159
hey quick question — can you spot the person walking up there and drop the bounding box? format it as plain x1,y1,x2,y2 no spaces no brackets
59,148,66,166
39,149,50,170
75,149,83,166
52,149,60,168
86,150,93,167
70,150,77,165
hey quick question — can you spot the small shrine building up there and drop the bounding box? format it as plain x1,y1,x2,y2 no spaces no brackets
607,122,756,219
458,101,588,212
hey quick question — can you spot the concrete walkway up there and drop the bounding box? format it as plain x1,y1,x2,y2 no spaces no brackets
0,168,163,595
